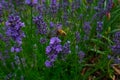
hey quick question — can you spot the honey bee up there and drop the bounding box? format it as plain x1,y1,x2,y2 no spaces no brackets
47,23,67,39
47,27,67,39
57,29,67,36
56,23,67,36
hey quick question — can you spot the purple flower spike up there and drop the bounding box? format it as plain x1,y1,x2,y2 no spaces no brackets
45,60,53,68
78,51,85,63
83,22,91,35
5,14,25,53
50,37,61,45
25,0,38,6
50,0,58,16
33,15,48,35
45,37,62,67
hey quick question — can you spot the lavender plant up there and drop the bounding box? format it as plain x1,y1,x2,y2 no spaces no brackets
0,0,120,80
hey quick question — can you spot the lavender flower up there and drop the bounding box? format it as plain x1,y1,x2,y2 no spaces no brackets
36,4,44,15
5,14,25,53
83,22,91,35
33,15,48,35
78,14,83,20
75,31,81,43
62,41,71,54
50,22,55,28
97,0,105,9
11,47,22,53
96,21,103,32
109,47,119,68
60,0,69,22
111,44,120,54
0,0,9,10
40,37,47,44
114,58,120,64
108,55,120,65
14,55,21,66
4,73,13,80
96,21,103,38
111,31,120,54
75,0,81,9
21,58,27,67
45,60,53,67
49,37,61,45
0,3,3,23
78,51,85,62
25,0,38,6
71,0,80,12
71,1,76,12
92,0,106,21
50,0,58,16
62,12,68,21
60,0,69,10
106,0,113,12
114,31,120,39
113,31,120,43
45,37,62,67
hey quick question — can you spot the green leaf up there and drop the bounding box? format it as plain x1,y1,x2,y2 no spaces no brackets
110,29,120,34
90,49,105,54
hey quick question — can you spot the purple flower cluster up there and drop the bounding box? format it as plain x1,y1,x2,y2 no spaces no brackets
113,31,120,43
71,0,80,12
92,0,106,21
25,0,38,6
75,31,81,43
108,55,120,64
36,4,45,15
111,44,120,54
5,14,25,53
35,0,47,15
0,3,3,23
111,32,120,54
45,37,71,67
96,21,103,38
45,37,62,67
33,15,48,35
83,22,91,35
62,41,71,54
83,22,91,40
60,0,69,22
60,0,69,10
106,0,113,12
50,0,58,16
78,51,85,62
40,37,47,44
108,31,120,64
50,22,55,28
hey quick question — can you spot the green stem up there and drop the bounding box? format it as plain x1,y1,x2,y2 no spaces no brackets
31,7,33,31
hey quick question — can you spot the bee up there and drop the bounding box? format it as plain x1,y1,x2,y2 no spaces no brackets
47,23,67,39
56,23,67,36
57,29,67,36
